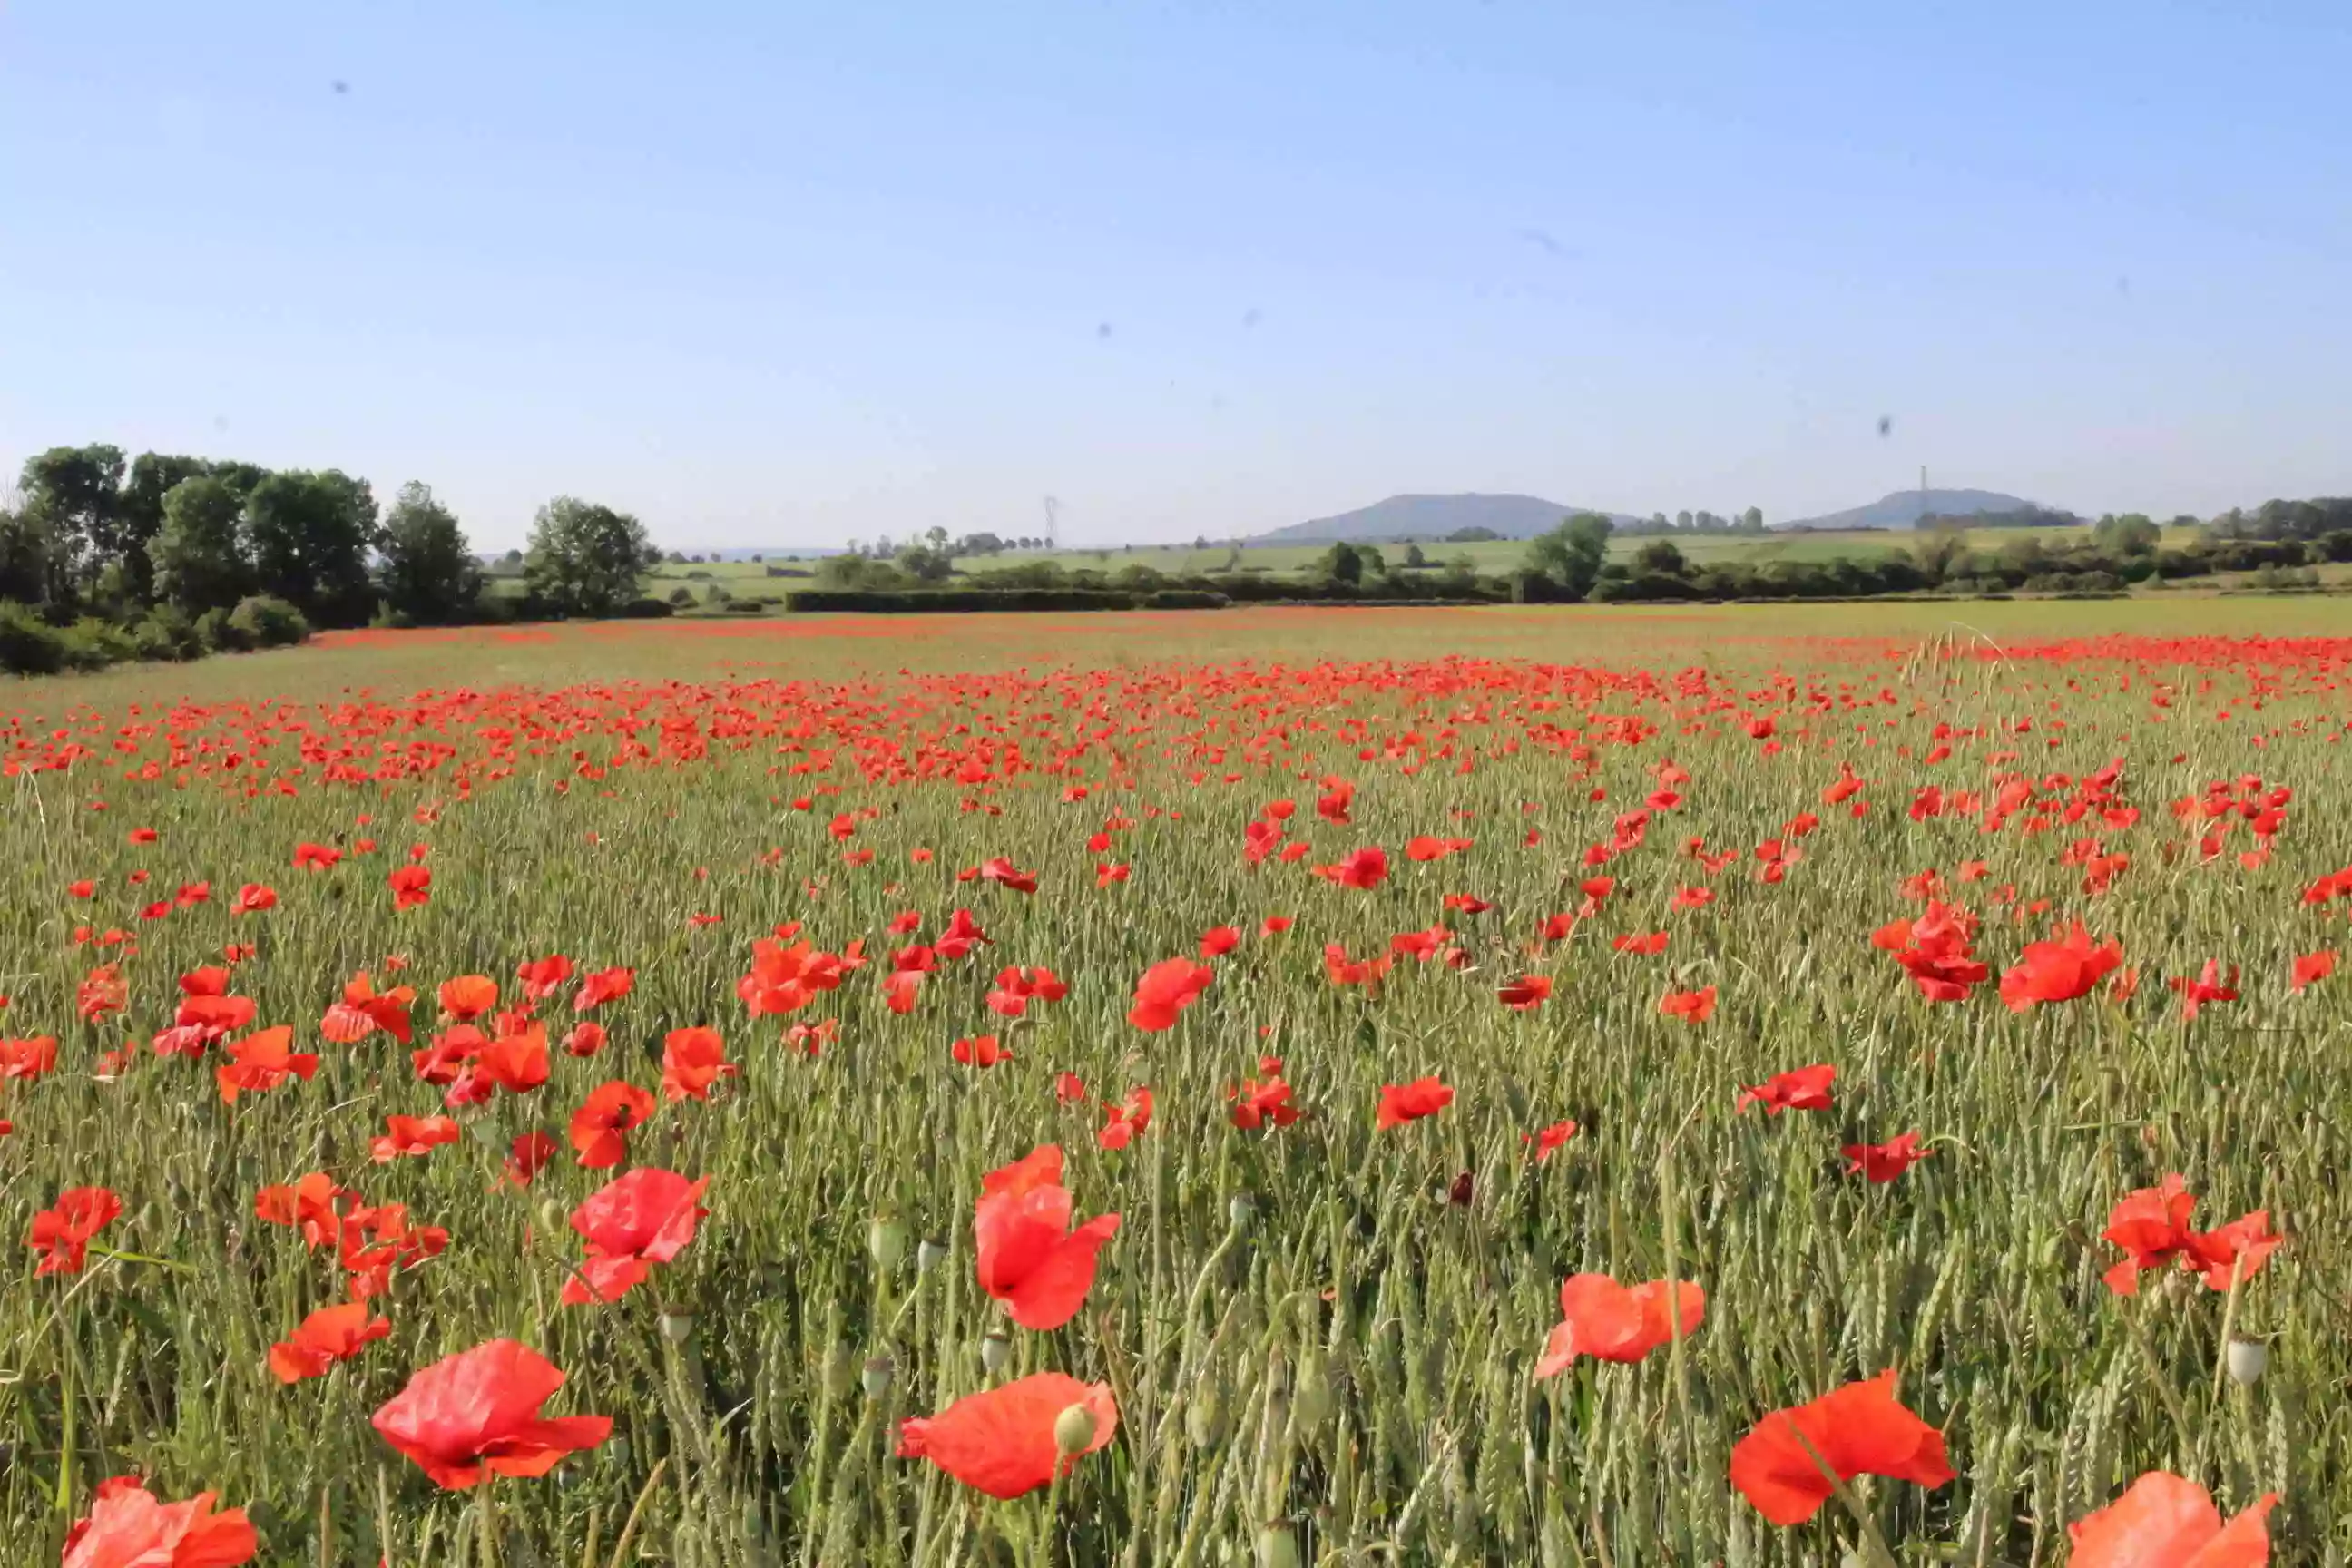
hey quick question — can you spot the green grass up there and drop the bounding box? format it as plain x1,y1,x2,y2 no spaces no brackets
1,600,2341,1563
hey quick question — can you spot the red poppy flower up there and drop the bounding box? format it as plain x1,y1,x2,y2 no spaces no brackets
563,1167,710,1305
985,965,1070,1018
1377,1076,1453,1130
0,1034,59,1082
1128,956,1212,1031
973,1145,1121,1330
1496,974,1553,1010
514,954,573,1003
1199,925,1241,957
1729,1370,1954,1525
738,938,848,1015
1670,886,1714,912
574,965,633,1011
1259,915,1294,936
2291,949,2337,994
371,1339,612,1490
1533,1274,1705,1377
2184,1210,2283,1294
371,1113,461,1162
569,1079,655,1168
129,827,158,845
69,878,96,899
661,1026,737,1101
214,1026,318,1103
505,1132,559,1186
2066,1470,2277,1568
294,842,340,871
270,1301,392,1383
1230,1068,1298,1130
563,1021,607,1058
1843,1131,1932,1182
387,865,432,910
230,883,277,916
1523,1119,1579,1159
1314,846,1389,889
1612,931,1669,956
61,1475,257,1568
2000,922,2123,1010
78,964,128,1024
1406,835,1472,862
1323,942,1393,989
1737,1065,1836,1114
1097,1086,1153,1151
255,1172,352,1249
30,1185,123,1275
897,1372,1118,1499
437,975,498,1023
320,971,416,1044
1659,985,1717,1024
476,1024,552,1095
2169,959,2240,1021
952,1034,1013,1068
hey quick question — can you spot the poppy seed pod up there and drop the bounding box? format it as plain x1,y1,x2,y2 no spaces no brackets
1293,1352,1335,1431
1053,1402,1099,1457
862,1355,896,1398
1186,1385,1226,1449
981,1329,1013,1374
1230,1191,1258,1230
2227,1337,2269,1386
658,1307,695,1344
1257,1519,1301,1568
917,1236,949,1272
537,1198,565,1233
823,1341,857,1400
868,1214,908,1270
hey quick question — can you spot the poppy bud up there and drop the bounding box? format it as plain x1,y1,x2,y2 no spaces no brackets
1053,1403,1099,1457
537,1198,565,1232
2227,1337,2269,1386
868,1214,908,1270
1257,1519,1301,1568
981,1329,1013,1374
862,1355,896,1398
608,1436,632,1468
1293,1352,1335,1431
467,1117,506,1150
1230,1192,1258,1230
659,1307,696,1344
917,1236,949,1272
823,1341,858,1400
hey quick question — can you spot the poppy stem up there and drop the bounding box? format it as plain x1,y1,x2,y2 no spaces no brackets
475,1477,500,1568
1788,1428,1898,1568
2122,1298,2199,1469
2210,1251,2248,1402
605,1457,668,1568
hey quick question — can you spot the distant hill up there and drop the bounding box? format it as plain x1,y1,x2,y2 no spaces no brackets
1253,493,1635,545
1779,488,2041,532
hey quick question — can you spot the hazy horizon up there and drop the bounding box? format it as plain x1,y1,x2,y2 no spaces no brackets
5,3,2347,552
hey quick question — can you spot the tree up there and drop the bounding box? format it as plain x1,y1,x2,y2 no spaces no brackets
148,476,252,614
1740,505,1765,531
1674,510,1693,531
1318,542,1364,584
245,469,380,625
2092,513,2161,555
1524,513,1613,599
19,444,126,596
501,548,524,566
1633,539,1687,574
524,496,653,616
1403,543,1426,568
0,495,64,606
119,454,215,603
377,482,482,622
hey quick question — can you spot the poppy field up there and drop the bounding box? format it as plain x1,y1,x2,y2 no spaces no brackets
7,602,2352,1565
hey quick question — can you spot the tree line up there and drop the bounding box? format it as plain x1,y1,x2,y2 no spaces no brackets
0,442,670,671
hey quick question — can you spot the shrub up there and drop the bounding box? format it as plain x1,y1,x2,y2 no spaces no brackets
131,606,205,662
194,606,246,652
58,617,139,671
0,601,67,675
617,597,676,619
228,594,311,649
720,597,767,614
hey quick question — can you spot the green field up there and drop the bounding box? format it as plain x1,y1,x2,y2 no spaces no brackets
4,597,2342,1563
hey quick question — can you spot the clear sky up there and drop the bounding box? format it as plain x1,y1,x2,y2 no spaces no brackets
4,2,2347,551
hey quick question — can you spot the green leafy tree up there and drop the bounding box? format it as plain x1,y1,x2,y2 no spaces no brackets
245,469,381,624
377,482,482,622
1318,542,1364,584
1403,543,1427,568
524,496,653,616
18,444,126,596
119,454,216,603
0,496,66,606
1524,513,1613,599
148,476,252,614
1633,538,1687,574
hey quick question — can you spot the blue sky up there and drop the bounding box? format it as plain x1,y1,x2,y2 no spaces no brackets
4,2,2347,550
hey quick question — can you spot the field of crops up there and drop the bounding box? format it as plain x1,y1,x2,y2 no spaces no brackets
7,599,2349,1565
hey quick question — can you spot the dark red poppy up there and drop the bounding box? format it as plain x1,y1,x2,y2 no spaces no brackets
1729,1371,1953,1525
505,1132,559,1186
371,1339,611,1490
387,865,432,910
2169,959,2240,1021
569,1080,655,1168
973,1145,1120,1329
1097,1086,1152,1150
1523,1119,1579,1159
1497,975,1553,1010
897,1372,1118,1499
